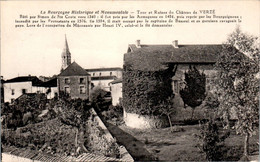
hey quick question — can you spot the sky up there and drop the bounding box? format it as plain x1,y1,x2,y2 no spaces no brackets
1,1,259,80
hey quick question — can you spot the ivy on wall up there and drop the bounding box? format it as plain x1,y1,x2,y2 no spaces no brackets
122,63,177,116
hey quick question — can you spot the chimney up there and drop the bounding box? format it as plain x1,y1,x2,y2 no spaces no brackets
136,40,141,48
172,40,179,48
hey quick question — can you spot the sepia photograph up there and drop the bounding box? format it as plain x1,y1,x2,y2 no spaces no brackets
1,1,259,161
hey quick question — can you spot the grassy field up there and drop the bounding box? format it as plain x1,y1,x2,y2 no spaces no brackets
105,122,259,161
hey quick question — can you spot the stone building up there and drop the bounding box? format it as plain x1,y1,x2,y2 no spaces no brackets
125,40,222,107
123,40,224,128
57,62,91,100
86,67,122,91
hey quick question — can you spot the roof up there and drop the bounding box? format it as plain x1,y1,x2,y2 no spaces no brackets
86,67,122,72
40,78,57,87
2,146,122,162
125,44,223,71
91,76,117,80
59,62,90,76
110,78,122,84
4,76,43,86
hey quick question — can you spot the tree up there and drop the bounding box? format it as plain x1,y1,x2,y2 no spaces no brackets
215,27,259,159
157,95,175,132
90,86,111,112
57,97,91,155
180,66,206,120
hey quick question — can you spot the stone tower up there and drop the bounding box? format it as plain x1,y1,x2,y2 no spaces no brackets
61,35,71,71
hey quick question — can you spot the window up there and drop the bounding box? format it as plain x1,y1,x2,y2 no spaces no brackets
93,73,95,76
80,86,85,94
22,89,27,94
65,87,70,94
110,72,112,76
65,78,70,84
99,72,102,76
80,78,84,84
11,89,15,95
173,80,179,93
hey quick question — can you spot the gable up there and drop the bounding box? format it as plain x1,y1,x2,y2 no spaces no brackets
59,62,90,76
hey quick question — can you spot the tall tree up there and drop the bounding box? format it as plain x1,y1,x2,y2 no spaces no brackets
215,27,259,159
180,66,206,120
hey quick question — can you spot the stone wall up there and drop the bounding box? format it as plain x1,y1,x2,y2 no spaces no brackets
89,108,134,161
58,76,91,99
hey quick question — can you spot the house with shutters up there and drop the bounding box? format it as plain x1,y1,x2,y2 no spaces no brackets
57,62,91,100
125,40,223,107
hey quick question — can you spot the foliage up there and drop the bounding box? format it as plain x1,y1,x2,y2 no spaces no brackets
1,94,47,129
214,26,259,158
57,98,91,128
84,116,121,158
101,104,124,122
2,97,121,158
123,63,176,115
157,95,175,131
90,86,112,113
180,66,206,119
198,120,229,161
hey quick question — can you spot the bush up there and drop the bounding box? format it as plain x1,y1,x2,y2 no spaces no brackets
198,120,229,161
90,87,112,113
1,94,48,129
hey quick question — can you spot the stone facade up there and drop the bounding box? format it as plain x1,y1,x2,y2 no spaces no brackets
58,62,91,100
58,75,91,100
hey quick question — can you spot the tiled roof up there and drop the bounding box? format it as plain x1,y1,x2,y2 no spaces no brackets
2,146,125,162
125,44,223,71
4,76,43,86
91,76,117,80
86,67,122,72
59,62,90,76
